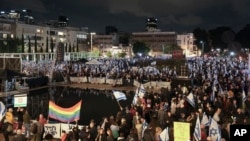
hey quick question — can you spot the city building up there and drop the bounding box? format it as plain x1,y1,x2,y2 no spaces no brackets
0,17,88,55
132,17,177,56
145,17,160,32
92,33,121,55
132,31,177,56
177,33,198,57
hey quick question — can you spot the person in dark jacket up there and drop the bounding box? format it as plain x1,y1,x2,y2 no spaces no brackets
16,107,24,129
221,122,230,141
142,125,155,141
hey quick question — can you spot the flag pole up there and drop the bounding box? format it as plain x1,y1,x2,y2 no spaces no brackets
116,100,123,111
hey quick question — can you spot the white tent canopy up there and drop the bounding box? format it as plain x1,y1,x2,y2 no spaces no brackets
85,59,103,65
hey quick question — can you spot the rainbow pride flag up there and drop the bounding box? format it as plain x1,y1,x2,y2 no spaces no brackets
48,100,82,122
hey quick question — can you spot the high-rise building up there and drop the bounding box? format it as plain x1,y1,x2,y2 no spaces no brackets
58,16,69,27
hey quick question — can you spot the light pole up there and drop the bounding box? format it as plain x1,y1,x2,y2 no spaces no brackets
90,32,96,52
200,40,204,57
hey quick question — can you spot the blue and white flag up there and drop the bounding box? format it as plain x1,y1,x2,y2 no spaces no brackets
201,112,210,126
113,90,127,101
193,117,201,141
160,127,169,141
210,80,217,102
0,101,6,121
132,93,139,105
186,92,195,108
242,89,247,103
132,84,146,105
209,118,221,141
137,84,146,98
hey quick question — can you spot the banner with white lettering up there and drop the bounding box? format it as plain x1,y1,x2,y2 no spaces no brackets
61,123,75,133
44,123,61,138
61,123,84,133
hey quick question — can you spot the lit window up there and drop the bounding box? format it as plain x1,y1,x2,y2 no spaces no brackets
58,32,64,36
36,29,41,33
3,34,7,38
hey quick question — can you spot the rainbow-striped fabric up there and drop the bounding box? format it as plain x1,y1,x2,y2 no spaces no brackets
48,100,82,122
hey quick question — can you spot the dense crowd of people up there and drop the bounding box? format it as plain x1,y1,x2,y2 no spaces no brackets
2,55,250,141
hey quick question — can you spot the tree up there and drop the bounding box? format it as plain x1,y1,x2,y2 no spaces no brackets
193,27,209,53
118,52,126,58
40,47,43,52
76,39,79,52
34,34,37,52
235,24,250,49
106,51,112,58
208,26,234,51
0,38,8,52
50,37,54,52
65,43,68,52
72,44,75,52
28,36,31,53
46,37,49,52
21,34,24,53
28,36,32,60
69,43,72,52
132,41,150,56
6,36,21,53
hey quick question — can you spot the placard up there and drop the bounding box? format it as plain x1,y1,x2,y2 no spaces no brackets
14,94,27,107
174,122,190,141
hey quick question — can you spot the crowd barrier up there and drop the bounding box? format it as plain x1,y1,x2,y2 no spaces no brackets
69,76,171,90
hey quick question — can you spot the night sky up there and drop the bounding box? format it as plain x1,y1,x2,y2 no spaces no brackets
1,0,250,33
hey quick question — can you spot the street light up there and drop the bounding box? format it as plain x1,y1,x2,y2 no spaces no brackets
200,40,205,56
90,32,96,52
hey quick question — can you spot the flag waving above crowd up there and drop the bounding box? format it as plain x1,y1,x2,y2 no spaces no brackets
49,100,82,123
186,92,195,108
113,90,127,101
0,101,6,121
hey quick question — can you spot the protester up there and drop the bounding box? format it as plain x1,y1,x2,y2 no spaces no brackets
23,109,31,138
18,55,250,141
16,107,24,130
2,108,15,141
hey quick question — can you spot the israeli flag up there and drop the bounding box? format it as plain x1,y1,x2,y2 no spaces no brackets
0,101,6,121
209,118,221,141
201,112,210,126
160,127,169,141
193,117,201,141
113,90,127,101
186,92,195,108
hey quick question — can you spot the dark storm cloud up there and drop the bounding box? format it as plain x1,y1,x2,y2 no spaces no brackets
0,0,250,33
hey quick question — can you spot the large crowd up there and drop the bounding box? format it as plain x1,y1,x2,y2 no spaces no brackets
1,56,250,141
